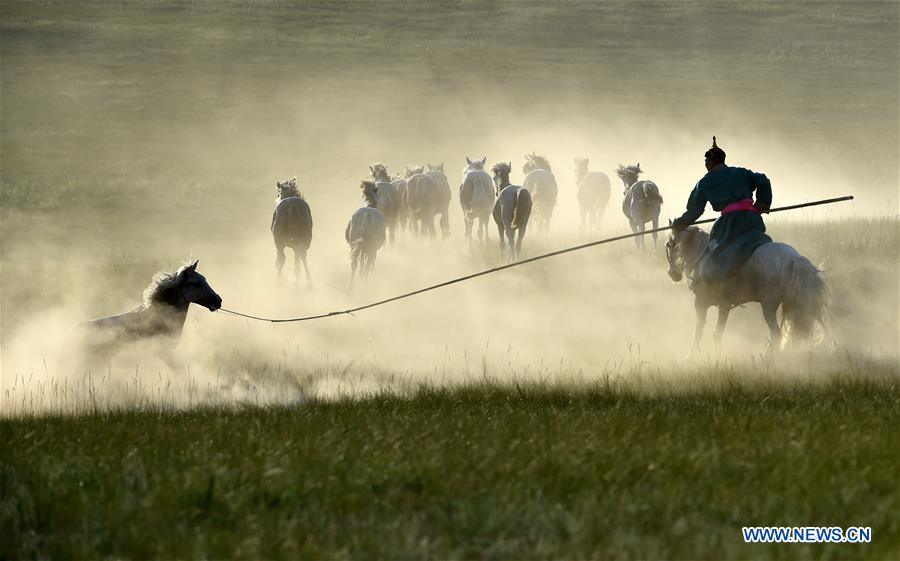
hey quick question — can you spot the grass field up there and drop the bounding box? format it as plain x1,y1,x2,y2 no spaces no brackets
2,1,899,559
3,369,900,560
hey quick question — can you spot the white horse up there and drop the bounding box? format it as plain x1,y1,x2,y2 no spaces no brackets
458,156,495,245
426,163,453,238
574,157,611,233
369,163,401,245
617,163,663,250
666,225,830,355
346,181,387,285
404,166,439,238
522,152,558,235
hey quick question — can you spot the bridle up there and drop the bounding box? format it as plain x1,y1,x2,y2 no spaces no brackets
666,229,703,281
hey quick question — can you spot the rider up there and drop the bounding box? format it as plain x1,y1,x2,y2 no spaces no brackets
671,136,772,288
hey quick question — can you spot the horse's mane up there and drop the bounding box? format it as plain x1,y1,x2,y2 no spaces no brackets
278,184,302,200
523,153,551,173
616,163,642,182
360,180,378,206
491,161,511,178
370,163,390,181
277,177,303,200
142,264,191,307
679,227,710,276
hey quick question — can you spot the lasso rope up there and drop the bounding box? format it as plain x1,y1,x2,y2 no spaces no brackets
217,195,853,323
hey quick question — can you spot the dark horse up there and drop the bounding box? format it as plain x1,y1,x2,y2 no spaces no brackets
491,161,532,262
271,177,313,283
426,163,453,238
69,260,222,373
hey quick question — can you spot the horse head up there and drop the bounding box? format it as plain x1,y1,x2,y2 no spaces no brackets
276,177,300,200
360,180,379,207
574,157,589,182
616,163,642,188
405,165,424,178
522,152,551,175
427,162,445,173
666,224,708,282
464,156,487,173
369,163,391,182
490,161,512,195
176,261,222,311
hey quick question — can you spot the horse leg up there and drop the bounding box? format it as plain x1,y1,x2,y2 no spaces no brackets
714,306,731,354
505,224,516,261
690,299,708,357
629,220,641,249
349,253,358,286
651,216,659,251
367,250,377,277
516,225,527,259
761,300,782,355
428,213,437,239
275,243,286,277
291,248,301,283
497,222,506,260
300,251,312,286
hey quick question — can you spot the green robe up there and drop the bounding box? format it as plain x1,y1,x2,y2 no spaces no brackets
672,165,773,282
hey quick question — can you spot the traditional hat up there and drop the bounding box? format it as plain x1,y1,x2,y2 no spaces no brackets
704,136,726,162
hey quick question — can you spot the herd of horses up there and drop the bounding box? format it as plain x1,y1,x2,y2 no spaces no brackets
66,153,831,372
271,153,666,285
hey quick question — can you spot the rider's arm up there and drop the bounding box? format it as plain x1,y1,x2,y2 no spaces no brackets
752,172,772,212
672,183,707,230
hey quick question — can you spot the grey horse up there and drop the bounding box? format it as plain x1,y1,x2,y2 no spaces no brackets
521,152,558,235
391,172,409,234
574,157,611,233
346,181,387,285
68,260,221,373
369,163,401,244
271,177,313,283
491,161,532,262
458,156,495,245
426,163,452,238
617,163,663,250
404,165,438,238
666,225,830,356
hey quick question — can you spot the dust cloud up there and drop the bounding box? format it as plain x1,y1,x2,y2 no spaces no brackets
2,1,897,414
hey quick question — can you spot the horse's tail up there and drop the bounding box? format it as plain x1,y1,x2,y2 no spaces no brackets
643,181,663,205
780,255,829,344
347,210,385,262
512,188,532,230
288,204,312,244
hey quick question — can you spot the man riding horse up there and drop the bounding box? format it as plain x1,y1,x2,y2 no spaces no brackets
671,137,772,292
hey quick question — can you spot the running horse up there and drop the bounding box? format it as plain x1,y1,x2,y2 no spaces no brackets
666,225,830,355
271,177,313,283
616,163,663,250
68,261,222,373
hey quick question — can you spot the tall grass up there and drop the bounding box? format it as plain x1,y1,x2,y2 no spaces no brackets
3,367,898,559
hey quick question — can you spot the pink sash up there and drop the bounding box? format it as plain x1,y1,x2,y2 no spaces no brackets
721,198,757,215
